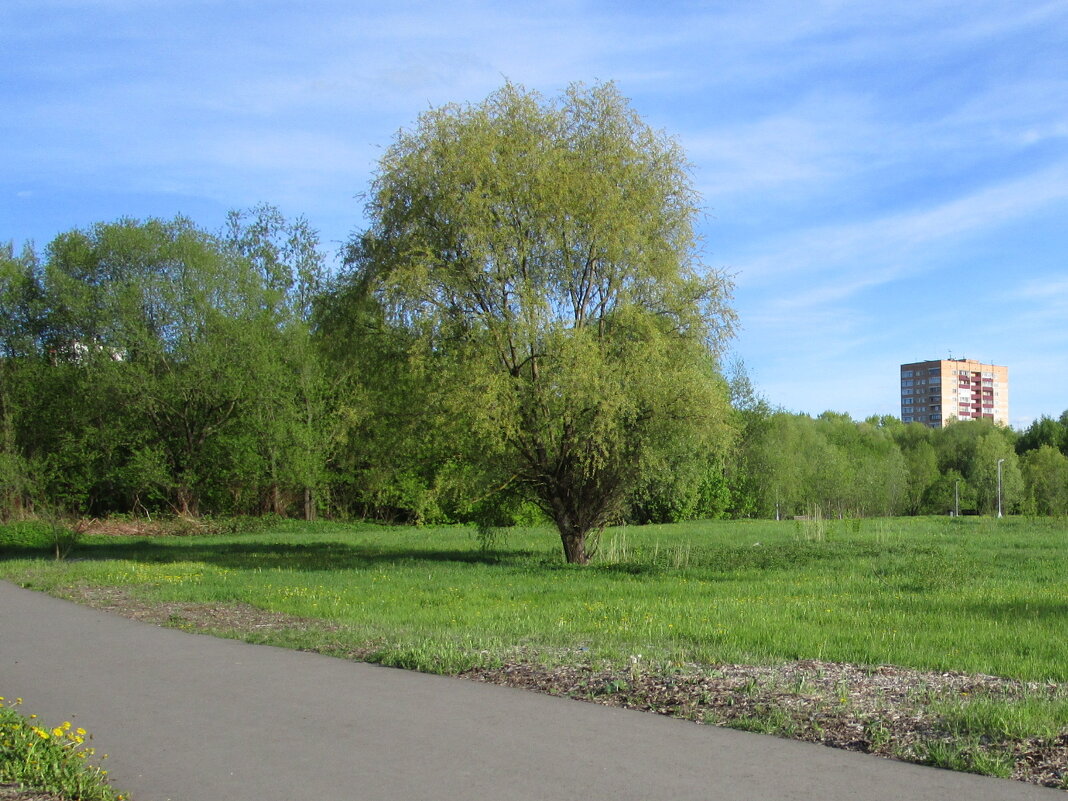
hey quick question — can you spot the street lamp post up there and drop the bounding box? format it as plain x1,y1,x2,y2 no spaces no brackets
997,458,1005,519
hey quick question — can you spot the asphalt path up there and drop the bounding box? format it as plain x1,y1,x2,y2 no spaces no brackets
0,580,1062,801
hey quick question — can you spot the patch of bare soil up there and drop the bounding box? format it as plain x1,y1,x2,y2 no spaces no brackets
0,784,65,801
77,517,193,537
58,585,341,637
464,660,1068,789
77,515,270,538
58,587,1068,792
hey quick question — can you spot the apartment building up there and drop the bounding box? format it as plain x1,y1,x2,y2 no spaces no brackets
900,359,1009,428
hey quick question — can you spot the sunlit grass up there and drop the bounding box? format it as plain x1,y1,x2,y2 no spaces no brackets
2,516,1067,681
0,695,125,801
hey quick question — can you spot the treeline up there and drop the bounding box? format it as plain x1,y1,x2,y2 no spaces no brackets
2,210,1066,523
0,209,334,520
728,406,1068,519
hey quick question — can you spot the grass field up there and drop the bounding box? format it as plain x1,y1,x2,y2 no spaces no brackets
1,515,1066,682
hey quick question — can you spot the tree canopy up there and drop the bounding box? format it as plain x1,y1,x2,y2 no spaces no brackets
345,82,737,562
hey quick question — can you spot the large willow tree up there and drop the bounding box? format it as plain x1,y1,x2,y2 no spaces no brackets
352,82,736,563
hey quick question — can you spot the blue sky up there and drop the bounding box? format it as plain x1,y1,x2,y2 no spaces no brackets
4,0,1067,427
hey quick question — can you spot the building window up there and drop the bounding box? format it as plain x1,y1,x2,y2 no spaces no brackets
902,388,913,395
903,416,913,422
902,370,913,378
902,380,913,387
902,398,914,405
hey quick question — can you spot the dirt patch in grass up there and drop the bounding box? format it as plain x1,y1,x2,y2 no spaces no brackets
465,660,1068,789
77,515,271,538
58,585,341,637
0,785,66,801
57,586,1068,792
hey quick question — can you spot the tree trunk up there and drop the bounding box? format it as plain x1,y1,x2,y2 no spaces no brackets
544,485,599,565
560,529,589,565
176,484,197,516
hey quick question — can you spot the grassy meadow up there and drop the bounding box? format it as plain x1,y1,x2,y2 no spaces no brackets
1,515,1066,682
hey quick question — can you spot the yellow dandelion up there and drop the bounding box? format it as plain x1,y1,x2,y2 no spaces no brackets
52,727,65,738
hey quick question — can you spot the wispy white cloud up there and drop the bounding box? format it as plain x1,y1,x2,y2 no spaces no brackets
733,161,1068,288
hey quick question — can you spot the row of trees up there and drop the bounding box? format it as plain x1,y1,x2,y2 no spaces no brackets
0,208,333,521
2,82,1066,561
729,408,1068,519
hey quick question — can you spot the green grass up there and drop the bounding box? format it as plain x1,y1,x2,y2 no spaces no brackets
0,696,126,800
1,515,1067,681
935,694,1068,741
912,738,1016,780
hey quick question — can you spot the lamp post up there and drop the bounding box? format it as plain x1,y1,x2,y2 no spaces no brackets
997,458,1005,518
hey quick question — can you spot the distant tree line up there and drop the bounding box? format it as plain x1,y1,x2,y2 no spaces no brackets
2,208,1065,526
727,401,1068,519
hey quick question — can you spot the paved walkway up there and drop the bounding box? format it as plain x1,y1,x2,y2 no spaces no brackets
0,580,1062,801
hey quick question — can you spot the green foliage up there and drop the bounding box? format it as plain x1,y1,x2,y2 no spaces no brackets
46,518,81,560
971,432,1023,515
0,210,335,521
719,408,1068,520
345,81,736,562
0,696,126,801
3,119,1068,528
1020,445,1068,515
0,520,54,550
1016,414,1068,456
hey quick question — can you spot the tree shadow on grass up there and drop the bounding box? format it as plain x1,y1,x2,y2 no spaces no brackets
0,538,542,572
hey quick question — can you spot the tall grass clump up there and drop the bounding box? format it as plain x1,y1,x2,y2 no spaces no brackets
794,505,827,542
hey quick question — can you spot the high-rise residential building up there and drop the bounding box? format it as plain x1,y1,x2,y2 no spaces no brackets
900,358,1009,428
